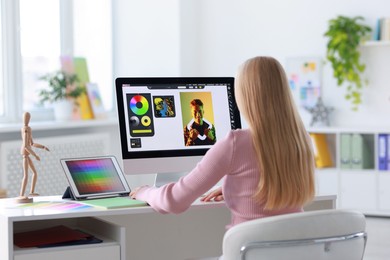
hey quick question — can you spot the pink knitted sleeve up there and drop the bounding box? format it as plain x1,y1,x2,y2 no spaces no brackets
135,131,235,214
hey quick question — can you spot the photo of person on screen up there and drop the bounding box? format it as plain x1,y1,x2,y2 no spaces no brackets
183,99,216,146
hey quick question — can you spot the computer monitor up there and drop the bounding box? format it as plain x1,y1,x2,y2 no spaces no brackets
115,77,241,185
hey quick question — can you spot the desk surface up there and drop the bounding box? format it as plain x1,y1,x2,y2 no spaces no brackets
0,194,336,260
0,196,226,221
0,194,336,221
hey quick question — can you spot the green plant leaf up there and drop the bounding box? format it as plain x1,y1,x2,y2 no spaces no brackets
37,70,84,104
324,15,372,111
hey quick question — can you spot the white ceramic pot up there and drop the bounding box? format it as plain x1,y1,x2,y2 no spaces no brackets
53,99,74,121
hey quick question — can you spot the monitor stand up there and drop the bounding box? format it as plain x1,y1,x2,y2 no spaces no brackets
154,172,188,187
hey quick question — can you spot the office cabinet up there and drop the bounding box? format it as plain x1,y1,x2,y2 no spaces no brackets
308,127,390,216
315,170,338,196
340,171,376,211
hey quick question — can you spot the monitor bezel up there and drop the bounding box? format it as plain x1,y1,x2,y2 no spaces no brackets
115,77,241,161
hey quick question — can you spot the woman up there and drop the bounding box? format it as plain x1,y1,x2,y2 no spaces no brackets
130,56,315,229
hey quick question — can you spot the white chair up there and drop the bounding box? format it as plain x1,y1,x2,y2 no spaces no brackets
222,209,367,260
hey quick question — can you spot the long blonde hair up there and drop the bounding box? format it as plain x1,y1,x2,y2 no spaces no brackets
235,56,315,210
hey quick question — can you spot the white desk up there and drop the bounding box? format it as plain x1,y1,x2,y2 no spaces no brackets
0,195,336,260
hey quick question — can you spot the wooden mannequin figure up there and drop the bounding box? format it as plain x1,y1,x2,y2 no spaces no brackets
16,112,50,203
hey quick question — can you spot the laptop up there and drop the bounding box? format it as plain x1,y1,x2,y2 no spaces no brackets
60,156,131,200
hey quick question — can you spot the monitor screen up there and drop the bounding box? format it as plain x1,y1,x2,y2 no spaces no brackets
115,77,241,176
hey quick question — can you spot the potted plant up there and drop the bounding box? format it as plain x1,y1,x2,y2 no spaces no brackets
324,16,372,111
38,70,85,120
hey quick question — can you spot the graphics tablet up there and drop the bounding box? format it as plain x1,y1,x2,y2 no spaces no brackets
61,156,131,200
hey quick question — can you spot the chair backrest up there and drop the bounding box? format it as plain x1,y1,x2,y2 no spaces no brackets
222,209,367,260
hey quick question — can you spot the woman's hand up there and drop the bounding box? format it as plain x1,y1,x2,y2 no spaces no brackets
201,187,224,202
129,185,149,199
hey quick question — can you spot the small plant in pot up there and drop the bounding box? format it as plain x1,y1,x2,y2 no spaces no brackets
324,15,372,111
38,70,85,120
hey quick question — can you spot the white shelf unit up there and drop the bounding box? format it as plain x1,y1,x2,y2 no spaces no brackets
8,217,125,260
362,40,390,47
308,127,390,216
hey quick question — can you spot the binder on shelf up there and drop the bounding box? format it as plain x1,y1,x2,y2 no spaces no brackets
350,134,363,169
387,134,390,170
310,133,333,168
378,133,388,170
340,134,352,169
364,135,375,169
350,133,374,170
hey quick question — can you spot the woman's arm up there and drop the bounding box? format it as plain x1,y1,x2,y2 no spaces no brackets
133,131,235,214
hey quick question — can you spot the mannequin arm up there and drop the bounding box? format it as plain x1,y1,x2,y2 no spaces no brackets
32,143,50,151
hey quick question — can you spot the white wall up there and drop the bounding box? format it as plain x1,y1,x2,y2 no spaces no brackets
179,0,390,127
114,0,390,128
112,0,390,185
112,0,181,77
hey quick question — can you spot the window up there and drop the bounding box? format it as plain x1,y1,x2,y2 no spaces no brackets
20,0,61,111
0,0,113,122
73,0,113,111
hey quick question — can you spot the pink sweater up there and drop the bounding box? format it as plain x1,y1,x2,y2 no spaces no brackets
135,129,302,229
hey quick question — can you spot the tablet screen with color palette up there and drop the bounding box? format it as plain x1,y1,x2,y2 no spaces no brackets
61,156,131,200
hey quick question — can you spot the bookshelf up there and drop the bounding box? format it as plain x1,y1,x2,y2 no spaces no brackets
308,127,390,216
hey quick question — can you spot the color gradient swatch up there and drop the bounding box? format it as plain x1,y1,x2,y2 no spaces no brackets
66,158,126,195
17,201,91,211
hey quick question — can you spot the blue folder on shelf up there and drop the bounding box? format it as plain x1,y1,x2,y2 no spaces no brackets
378,134,388,170
387,134,390,170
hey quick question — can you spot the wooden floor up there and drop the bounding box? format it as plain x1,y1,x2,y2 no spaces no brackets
364,216,390,260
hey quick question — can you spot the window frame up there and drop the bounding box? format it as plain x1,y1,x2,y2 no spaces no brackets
0,0,113,123
1,0,23,123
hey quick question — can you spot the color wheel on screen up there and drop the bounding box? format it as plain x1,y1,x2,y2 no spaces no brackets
126,93,155,137
130,95,149,115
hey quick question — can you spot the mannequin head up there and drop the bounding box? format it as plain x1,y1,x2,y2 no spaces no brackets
23,112,31,126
